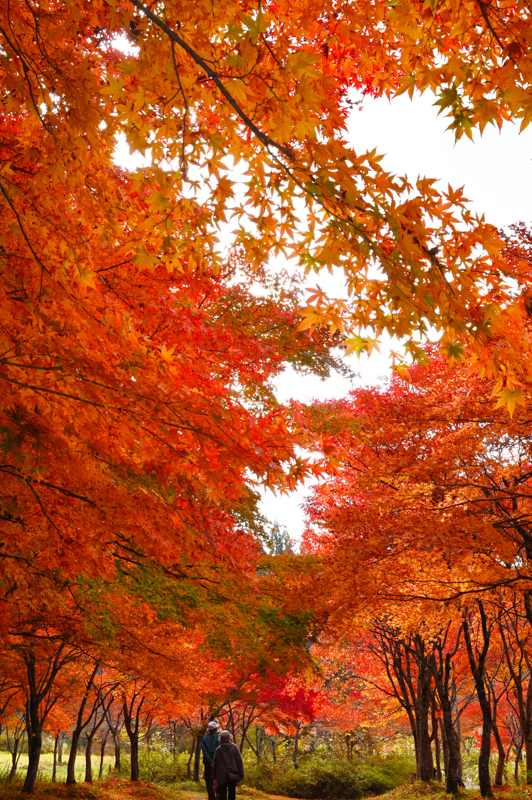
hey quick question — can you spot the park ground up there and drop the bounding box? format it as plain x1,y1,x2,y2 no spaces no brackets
0,780,530,800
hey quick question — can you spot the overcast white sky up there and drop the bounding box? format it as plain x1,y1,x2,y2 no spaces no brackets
259,90,532,542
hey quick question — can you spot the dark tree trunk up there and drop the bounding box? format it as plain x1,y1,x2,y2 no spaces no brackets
439,717,449,780
479,720,493,796
24,730,41,794
58,732,63,764
114,738,121,771
130,736,139,782
193,736,202,781
293,724,301,769
492,722,505,786
99,730,109,779
85,733,95,782
525,727,532,784
122,693,148,782
464,604,493,798
415,639,434,781
23,656,43,794
256,727,263,762
434,721,442,783
21,642,74,794
66,663,99,784
104,708,123,774
66,730,81,784
441,705,461,792
187,734,194,780
52,733,59,782
430,652,462,793
84,697,112,782
416,689,433,780
172,723,178,761
516,740,523,784
9,734,24,780
521,593,532,784
455,700,464,787
24,699,42,794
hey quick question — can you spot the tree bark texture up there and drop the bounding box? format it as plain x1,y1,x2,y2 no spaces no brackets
192,736,201,781
464,604,493,798
66,663,99,784
429,643,462,794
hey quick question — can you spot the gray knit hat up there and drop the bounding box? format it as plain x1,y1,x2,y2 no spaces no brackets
207,721,219,731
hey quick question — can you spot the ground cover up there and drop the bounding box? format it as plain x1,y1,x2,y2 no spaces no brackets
0,781,530,800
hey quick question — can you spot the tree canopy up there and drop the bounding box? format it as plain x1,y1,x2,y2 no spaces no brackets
3,0,532,795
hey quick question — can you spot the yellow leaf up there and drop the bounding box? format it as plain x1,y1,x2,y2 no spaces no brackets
494,388,526,417
77,264,96,288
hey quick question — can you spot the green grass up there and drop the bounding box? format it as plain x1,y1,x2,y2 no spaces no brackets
0,751,117,784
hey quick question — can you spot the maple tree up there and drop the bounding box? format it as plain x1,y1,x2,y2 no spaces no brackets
300,329,532,793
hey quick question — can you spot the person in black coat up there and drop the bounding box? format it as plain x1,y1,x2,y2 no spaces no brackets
201,721,220,800
212,730,244,800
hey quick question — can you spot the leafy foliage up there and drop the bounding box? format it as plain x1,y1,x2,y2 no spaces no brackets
244,753,415,799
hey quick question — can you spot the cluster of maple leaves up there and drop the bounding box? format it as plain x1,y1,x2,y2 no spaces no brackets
3,0,532,794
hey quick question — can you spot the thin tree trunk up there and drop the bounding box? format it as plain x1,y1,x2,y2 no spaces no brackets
67,733,80,782
429,644,463,794
293,724,301,769
492,722,505,786
23,657,43,794
516,740,523,784
525,728,532,784
187,734,194,780
130,737,139,782
22,642,73,794
464,605,493,798
415,643,433,781
192,736,201,781
439,717,449,780
434,723,442,782
85,733,95,782
521,593,532,784
52,733,59,782
99,730,109,779
66,663,99,784
114,738,121,771
9,734,24,781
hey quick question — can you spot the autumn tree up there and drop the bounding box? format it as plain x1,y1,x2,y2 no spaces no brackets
5,0,532,791
302,334,532,792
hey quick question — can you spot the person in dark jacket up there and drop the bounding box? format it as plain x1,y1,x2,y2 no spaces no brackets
201,721,220,800
212,730,244,800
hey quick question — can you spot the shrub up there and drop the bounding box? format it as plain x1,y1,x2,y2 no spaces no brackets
243,752,415,799
135,749,191,783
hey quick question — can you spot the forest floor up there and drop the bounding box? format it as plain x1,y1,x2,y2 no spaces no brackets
0,780,530,800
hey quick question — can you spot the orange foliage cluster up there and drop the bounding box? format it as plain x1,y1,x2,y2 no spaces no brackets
303,299,532,795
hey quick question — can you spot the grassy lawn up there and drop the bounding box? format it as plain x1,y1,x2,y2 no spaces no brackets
0,751,117,785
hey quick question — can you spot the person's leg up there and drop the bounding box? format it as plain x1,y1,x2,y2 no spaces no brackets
228,781,236,800
205,763,215,800
218,783,229,800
